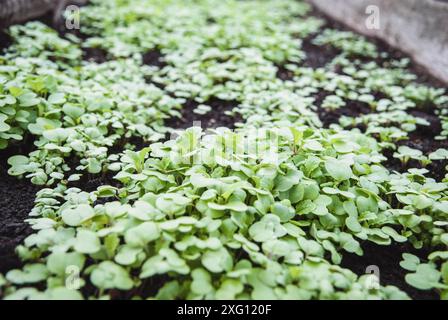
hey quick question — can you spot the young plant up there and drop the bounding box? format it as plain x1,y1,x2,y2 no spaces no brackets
393,146,423,166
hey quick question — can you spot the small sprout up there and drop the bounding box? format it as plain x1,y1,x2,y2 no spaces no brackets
429,148,448,161
393,146,423,166
193,104,212,115
322,95,345,110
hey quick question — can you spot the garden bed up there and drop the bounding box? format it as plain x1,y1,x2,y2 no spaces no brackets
0,0,447,300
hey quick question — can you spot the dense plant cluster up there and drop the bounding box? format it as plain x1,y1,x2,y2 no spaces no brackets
0,0,447,300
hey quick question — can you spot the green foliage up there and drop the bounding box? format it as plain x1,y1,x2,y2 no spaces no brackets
401,253,448,298
2,127,417,299
313,29,378,58
0,0,447,300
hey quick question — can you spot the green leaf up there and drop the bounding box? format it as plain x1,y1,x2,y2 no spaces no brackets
202,248,233,273
61,204,96,227
74,229,101,254
140,249,189,278
191,268,214,296
37,288,83,300
47,252,85,276
325,158,353,181
208,200,248,212
248,214,287,242
91,261,133,290
18,92,40,107
42,128,68,142
400,254,421,272
156,194,191,216
124,222,160,247
442,262,448,285
48,92,66,105
115,246,144,266
87,158,102,174
215,279,244,299
6,264,48,284
275,168,301,192
405,264,441,290
7,155,30,175
0,113,10,132
346,215,362,233
63,103,84,119
271,201,295,222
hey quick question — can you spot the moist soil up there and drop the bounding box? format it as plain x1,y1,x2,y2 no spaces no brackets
142,49,167,69
301,36,342,70
165,98,242,132
0,4,447,300
82,47,109,64
0,138,40,274
0,31,12,53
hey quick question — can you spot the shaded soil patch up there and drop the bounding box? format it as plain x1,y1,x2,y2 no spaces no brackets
301,37,341,69
384,152,447,182
59,26,89,41
277,33,341,81
341,241,439,300
82,47,109,63
409,109,442,141
0,30,12,53
382,109,448,180
143,49,167,68
0,138,40,274
69,171,120,194
383,141,448,182
405,126,446,154
142,49,168,89
165,98,241,132
276,64,295,81
66,136,151,193
314,91,371,128
31,11,55,30
123,274,171,299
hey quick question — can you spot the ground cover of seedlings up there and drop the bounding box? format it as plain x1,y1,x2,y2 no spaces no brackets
0,0,447,300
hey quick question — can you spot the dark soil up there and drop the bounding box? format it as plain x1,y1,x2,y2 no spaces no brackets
276,64,295,81
165,98,242,134
143,49,167,69
142,49,169,89
385,153,448,182
381,109,448,180
0,138,40,274
276,36,341,81
0,30,12,53
314,91,371,128
69,171,119,193
301,36,341,70
341,241,439,300
82,47,109,63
